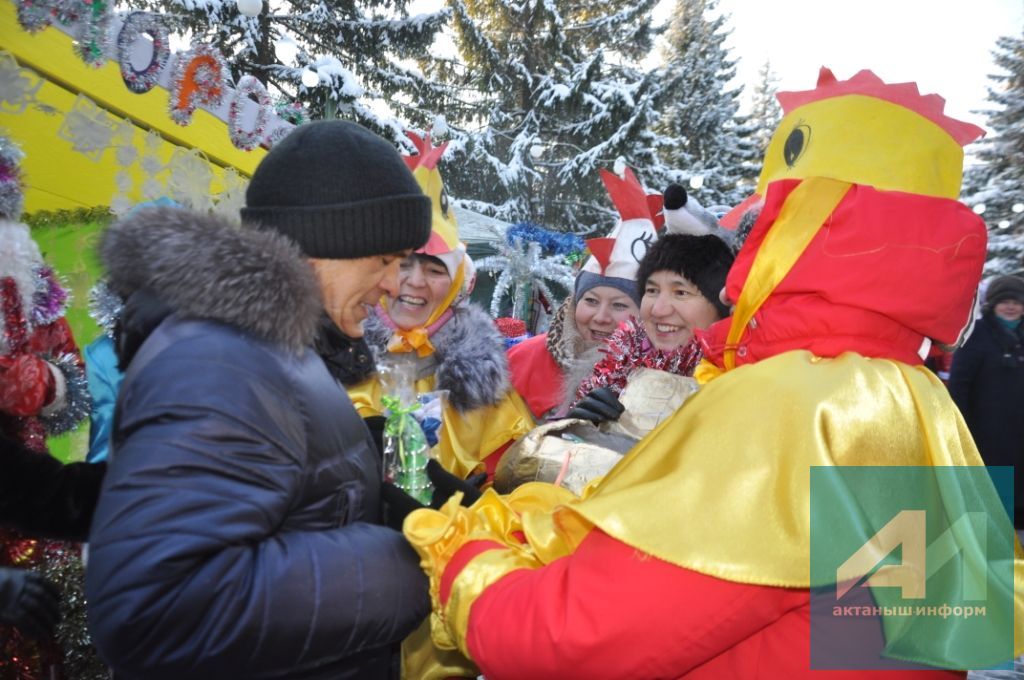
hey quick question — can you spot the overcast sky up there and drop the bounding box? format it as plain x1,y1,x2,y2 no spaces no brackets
670,0,1024,131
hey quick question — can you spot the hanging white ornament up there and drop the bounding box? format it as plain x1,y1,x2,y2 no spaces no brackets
274,38,298,65
236,0,262,17
300,68,319,88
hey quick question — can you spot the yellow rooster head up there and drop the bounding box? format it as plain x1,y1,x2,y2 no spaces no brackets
726,68,985,224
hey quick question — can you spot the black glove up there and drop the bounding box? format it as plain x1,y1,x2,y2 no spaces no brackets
380,482,425,531
427,459,486,509
0,433,106,542
0,567,61,640
363,416,387,459
567,386,625,424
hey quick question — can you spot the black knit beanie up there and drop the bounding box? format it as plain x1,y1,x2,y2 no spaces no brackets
636,234,735,318
984,275,1024,309
241,120,431,259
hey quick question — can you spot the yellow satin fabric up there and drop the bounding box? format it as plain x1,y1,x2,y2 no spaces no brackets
404,484,576,655
405,350,1024,657
723,177,851,369
401,619,478,680
347,373,534,479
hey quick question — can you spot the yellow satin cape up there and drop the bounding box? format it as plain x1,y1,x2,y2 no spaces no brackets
406,350,1024,661
347,373,534,479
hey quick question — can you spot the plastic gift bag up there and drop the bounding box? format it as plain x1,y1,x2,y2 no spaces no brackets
379,357,433,504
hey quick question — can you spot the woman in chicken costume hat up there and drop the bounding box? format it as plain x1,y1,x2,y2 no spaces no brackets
507,167,652,420
347,132,534,481
400,69,1024,678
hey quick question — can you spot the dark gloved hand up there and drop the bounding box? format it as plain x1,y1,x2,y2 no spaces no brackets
0,432,107,542
380,482,425,531
0,567,61,640
567,386,625,424
427,459,486,509
363,416,387,458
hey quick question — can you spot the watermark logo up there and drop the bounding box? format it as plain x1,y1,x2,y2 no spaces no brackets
809,466,1015,671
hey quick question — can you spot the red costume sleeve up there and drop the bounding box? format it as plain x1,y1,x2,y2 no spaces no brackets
462,529,806,680
0,353,55,416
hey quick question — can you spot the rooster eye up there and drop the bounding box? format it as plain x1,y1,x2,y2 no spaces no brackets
783,124,811,168
440,189,450,218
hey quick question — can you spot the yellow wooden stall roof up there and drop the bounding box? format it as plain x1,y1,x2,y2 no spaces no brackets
0,0,266,214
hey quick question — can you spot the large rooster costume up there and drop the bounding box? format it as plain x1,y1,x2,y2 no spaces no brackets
401,69,1024,678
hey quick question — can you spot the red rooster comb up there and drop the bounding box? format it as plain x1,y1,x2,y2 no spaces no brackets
403,131,448,171
599,167,664,229
777,67,984,147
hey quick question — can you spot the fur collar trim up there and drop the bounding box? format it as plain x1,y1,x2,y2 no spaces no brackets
363,304,511,412
101,206,322,353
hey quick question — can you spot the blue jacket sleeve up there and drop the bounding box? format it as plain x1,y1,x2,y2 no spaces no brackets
85,347,428,679
84,336,121,463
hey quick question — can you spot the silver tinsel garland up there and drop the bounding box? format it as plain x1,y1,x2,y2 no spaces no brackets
38,352,92,436
476,233,576,319
37,542,112,679
87,280,123,338
0,134,26,220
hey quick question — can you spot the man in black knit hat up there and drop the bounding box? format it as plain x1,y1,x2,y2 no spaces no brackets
85,121,433,680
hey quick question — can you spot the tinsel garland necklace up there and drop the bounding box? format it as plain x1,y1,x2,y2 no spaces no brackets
574,319,704,403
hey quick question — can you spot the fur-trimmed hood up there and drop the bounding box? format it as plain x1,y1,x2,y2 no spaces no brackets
363,303,510,412
100,206,322,353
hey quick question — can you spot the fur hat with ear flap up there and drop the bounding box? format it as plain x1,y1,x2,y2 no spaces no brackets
636,233,735,318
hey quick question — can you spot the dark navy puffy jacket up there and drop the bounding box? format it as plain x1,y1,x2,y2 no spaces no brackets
85,316,429,679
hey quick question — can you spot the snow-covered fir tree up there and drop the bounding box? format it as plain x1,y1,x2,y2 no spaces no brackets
121,0,448,137
748,59,782,158
424,0,671,233
962,31,1024,276
654,0,759,209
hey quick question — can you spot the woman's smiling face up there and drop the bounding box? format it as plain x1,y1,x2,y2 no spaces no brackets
574,285,639,346
386,254,453,329
641,270,721,351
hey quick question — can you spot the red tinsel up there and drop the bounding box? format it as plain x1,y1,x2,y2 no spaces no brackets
574,318,703,405
495,317,527,338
